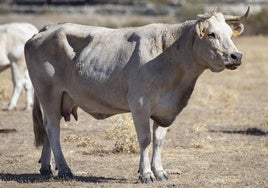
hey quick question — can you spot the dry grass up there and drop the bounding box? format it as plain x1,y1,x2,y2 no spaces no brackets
0,88,8,100
190,122,214,149
64,134,104,151
0,71,11,100
106,114,139,154
262,110,268,127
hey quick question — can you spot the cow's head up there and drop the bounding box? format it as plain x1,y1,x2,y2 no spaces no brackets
194,7,249,72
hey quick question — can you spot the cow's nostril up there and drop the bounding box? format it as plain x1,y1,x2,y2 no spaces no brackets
231,52,242,61
231,53,237,60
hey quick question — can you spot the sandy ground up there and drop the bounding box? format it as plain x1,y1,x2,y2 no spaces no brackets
0,12,267,187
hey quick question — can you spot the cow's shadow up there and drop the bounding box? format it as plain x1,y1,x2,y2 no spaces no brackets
209,127,268,136
0,173,128,184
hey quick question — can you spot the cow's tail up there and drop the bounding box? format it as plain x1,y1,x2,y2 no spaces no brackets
32,93,46,147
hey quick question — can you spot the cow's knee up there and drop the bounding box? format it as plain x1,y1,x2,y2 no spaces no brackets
138,135,151,149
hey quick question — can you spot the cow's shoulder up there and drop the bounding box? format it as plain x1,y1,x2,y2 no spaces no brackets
127,23,166,42
126,23,176,61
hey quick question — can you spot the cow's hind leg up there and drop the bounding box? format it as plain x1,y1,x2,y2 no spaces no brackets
32,93,52,176
39,132,53,177
151,122,169,181
43,112,73,179
38,90,73,179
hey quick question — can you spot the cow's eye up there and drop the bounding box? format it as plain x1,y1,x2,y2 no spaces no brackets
208,32,216,39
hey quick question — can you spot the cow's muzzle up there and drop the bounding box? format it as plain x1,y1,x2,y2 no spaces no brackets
225,52,242,70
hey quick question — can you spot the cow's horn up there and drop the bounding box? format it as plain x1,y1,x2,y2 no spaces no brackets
211,7,217,13
224,6,250,22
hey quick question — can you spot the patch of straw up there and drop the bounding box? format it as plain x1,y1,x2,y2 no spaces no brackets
0,88,9,100
64,134,104,151
262,110,268,128
106,114,139,154
191,122,211,149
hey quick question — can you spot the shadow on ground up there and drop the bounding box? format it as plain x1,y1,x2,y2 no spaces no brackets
0,173,128,184
0,129,17,134
210,127,267,136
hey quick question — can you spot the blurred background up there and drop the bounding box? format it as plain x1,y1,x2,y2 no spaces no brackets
0,1,267,187
0,0,267,35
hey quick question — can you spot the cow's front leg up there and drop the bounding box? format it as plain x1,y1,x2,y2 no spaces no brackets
134,114,155,183
129,102,155,183
151,122,169,181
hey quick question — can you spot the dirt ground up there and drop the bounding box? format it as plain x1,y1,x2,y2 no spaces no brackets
0,12,268,188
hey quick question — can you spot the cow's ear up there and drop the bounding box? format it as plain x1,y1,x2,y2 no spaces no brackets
195,21,207,39
229,23,244,36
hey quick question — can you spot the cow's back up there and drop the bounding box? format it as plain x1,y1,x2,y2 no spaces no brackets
25,22,170,84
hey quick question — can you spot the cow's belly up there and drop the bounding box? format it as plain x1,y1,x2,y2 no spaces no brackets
63,79,130,119
74,93,130,115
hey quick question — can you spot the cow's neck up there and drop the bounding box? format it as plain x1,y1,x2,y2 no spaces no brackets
176,21,206,73
174,22,207,111
152,22,207,124
156,21,206,91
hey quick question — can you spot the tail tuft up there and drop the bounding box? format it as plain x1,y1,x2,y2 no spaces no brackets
32,93,46,147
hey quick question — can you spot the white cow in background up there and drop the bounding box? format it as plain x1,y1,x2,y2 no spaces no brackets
0,23,38,110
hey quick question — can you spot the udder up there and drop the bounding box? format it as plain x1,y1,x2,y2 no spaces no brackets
61,92,78,122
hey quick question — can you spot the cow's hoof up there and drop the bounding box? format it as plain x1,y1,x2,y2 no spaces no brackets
2,107,16,111
24,106,32,111
40,165,53,178
58,168,73,180
139,172,156,183
154,170,169,181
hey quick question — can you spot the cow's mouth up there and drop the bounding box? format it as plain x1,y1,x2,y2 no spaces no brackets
225,62,241,70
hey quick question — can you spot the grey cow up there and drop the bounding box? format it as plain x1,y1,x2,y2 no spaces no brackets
0,23,38,110
25,8,249,183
